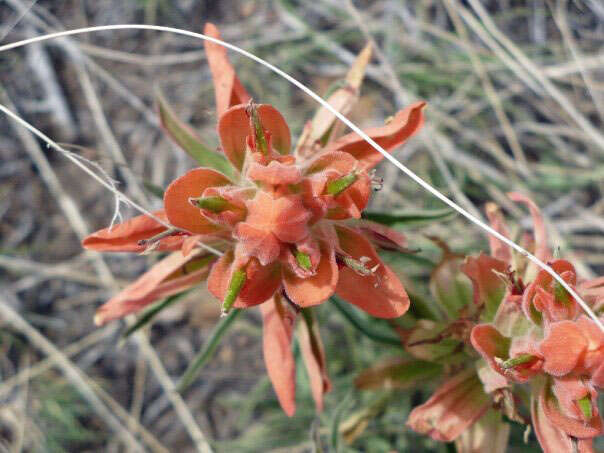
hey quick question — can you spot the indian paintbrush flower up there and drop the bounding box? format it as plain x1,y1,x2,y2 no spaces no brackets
82,23,425,416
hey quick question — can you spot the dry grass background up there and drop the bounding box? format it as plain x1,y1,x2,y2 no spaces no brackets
0,0,603,451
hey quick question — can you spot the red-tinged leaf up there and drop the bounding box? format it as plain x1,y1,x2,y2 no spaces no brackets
298,308,331,412
470,324,510,376
296,43,372,150
82,210,184,253
404,319,465,365
352,219,408,252
283,242,338,307
485,202,512,264
164,167,231,234
461,254,508,321
335,226,410,318
203,23,251,117
260,295,297,417
429,245,473,320
354,357,442,390
406,368,491,442
156,93,235,178
94,252,214,325
508,192,551,268
454,409,510,453
218,104,291,171
326,101,426,170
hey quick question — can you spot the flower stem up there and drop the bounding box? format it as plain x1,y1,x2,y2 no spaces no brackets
177,308,242,392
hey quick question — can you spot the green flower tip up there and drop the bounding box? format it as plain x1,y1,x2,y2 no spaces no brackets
326,172,357,196
501,353,535,369
577,395,593,420
192,195,230,213
222,268,247,315
295,249,312,270
248,103,268,155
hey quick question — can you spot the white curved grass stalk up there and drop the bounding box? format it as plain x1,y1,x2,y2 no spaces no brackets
1,25,602,331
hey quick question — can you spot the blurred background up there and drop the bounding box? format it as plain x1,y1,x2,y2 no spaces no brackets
1,0,603,451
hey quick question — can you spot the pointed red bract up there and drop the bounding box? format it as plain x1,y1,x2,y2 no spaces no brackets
94,251,213,325
485,202,512,264
298,309,331,411
283,242,338,307
203,23,251,117
508,192,550,264
462,254,508,317
164,168,231,234
207,249,281,309
406,369,491,442
327,101,425,170
82,210,184,253
260,296,297,417
335,226,409,318
218,104,291,170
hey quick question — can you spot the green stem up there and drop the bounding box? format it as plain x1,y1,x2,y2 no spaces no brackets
177,308,242,391
120,291,189,342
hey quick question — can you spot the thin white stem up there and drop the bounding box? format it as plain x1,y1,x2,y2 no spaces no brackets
0,24,601,330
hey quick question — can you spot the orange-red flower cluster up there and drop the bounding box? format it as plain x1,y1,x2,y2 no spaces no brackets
82,23,425,416
402,193,603,453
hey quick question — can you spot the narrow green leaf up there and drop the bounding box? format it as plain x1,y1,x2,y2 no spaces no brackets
177,308,242,392
354,358,442,390
330,392,352,452
142,180,165,199
157,93,235,179
330,296,400,346
362,207,456,228
120,291,189,341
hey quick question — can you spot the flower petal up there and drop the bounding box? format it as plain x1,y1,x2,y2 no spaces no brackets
94,252,213,325
203,23,251,117
283,242,338,307
327,101,425,170
164,168,231,234
335,226,410,318
406,368,491,442
82,210,184,252
218,104,291,171
298,309,331,412
260,295,297,417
